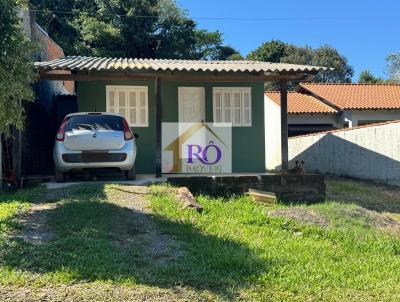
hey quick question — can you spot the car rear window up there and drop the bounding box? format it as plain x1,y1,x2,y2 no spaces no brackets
66,115,124,131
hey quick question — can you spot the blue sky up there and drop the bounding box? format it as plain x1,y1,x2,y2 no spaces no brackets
178,0,400,80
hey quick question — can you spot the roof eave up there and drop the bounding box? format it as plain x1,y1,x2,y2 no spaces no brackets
37,69,321,82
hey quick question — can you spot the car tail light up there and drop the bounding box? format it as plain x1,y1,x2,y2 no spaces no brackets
56,118,68,142
122,118,133,140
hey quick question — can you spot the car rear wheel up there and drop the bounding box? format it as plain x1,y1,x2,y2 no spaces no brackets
126,165,136,180
55,168,65,183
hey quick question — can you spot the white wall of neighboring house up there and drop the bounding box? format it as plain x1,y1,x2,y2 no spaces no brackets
346,109,400,126
288,113,339,126
265,96,281,171
288,121,400,186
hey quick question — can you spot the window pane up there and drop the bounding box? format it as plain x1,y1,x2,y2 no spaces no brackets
129,92,136,107
140,109,146,124
223,93,230,108
233,92,241,107
66,115,124,131
224,109,231,122
215,108,221,122
119,108,126,117
130,109,136,124
119,91,126,107
109,90,115,107
243,92,250,107
244,108,250,124
140,92,146,107
215,92,221,108
234,109,241,124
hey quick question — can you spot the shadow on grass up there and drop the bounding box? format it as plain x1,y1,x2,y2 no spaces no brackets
326,177,400,214
0,184,269,298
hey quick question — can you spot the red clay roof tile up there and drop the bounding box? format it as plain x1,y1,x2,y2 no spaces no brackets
300,83,400,110
265,91,337,114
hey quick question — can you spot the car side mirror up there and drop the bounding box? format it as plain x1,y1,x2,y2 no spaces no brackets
134,133,139,139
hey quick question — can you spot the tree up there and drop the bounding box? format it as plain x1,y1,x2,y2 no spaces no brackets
281,45,313,65
310,45,353,83
358,70,384,84
247,40,354,89
0,0,36,134
386,52,400,83
247,40,286,63
229,53,244,61
211,45,242,61
30,0,227,60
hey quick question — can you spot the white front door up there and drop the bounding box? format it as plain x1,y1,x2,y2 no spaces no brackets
178,87,205,123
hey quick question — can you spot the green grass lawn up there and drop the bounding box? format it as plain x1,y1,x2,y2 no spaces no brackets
0,178,400,301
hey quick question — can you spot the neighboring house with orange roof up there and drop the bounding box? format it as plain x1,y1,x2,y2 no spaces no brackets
265,83,400,137
265,91,340,137
299,83,400,128
265,83,400,169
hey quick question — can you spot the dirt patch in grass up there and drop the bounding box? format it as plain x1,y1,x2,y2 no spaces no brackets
0,283,218,302
333,206,400,235
13,188,81,244
269,204,400,235
15,184,183,266
105,185,184,265
17,203,57,244
326,177,400,214
269,208,329,227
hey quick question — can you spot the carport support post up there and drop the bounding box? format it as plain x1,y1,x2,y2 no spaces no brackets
155,77,162,178
280,80,289,171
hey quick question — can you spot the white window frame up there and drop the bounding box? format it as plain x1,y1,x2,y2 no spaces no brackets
106,85,149,127
212,87,252,127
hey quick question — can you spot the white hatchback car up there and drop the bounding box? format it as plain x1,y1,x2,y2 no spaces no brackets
53,112,137,182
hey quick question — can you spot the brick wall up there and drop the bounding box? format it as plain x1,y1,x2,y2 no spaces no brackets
168,174,326,203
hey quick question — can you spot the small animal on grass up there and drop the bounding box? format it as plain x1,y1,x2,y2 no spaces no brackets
288,160,305,175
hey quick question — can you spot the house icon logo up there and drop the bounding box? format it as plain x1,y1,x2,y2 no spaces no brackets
162,122,231,173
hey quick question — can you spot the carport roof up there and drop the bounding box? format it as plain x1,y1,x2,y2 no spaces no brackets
35,56,327,74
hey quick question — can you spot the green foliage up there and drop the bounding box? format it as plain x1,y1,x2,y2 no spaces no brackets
212,45,242,60
247,39,287,62
358,69,385,84
386,52,400,83
0,0,36,134
309,45,354,83
248,40,354,89
30,0,231,60
229,53,244,61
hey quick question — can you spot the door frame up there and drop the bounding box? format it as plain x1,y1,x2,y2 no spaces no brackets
178,87,205,123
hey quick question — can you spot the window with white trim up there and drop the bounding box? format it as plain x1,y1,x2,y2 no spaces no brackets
213,88,252,126
106,86,148,127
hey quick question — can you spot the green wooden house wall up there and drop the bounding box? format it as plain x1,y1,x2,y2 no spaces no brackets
76,79,265,174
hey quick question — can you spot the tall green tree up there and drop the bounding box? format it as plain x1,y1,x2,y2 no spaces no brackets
358,69,384,84
210,45,242,60
247,39,286,63
310,45,353,83
0,0,36,134
155,0,234,60
247,40,354,89
30,0,229,60
386,52,400,83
